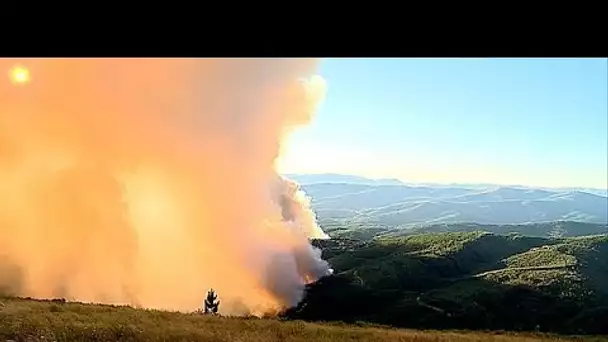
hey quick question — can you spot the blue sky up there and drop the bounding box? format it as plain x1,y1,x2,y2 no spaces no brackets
277,58,608,189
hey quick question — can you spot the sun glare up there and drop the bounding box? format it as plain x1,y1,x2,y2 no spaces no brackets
9,65,31,85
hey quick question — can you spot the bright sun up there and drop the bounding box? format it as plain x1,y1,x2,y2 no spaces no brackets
9,65,31,85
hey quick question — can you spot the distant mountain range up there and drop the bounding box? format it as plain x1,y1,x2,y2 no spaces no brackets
284,173,608,228
286,173,405,186
286,173,608,196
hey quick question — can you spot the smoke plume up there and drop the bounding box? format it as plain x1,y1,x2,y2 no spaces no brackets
0,58,331,315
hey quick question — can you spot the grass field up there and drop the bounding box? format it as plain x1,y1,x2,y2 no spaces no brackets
0,297,605,342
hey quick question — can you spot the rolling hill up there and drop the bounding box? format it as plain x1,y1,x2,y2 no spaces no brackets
326,221,608,241
284,174,608,230
285,232,608,335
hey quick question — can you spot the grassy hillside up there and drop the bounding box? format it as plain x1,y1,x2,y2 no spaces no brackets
0,297,603,342
287,233,608,335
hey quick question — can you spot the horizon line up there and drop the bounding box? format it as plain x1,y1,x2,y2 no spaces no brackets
282,172,608,192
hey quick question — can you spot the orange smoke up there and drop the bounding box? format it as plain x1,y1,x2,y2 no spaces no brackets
0,58,330,315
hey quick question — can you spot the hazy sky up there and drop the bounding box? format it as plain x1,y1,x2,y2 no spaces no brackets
277,58,608,189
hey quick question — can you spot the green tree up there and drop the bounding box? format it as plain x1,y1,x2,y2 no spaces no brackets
204,289,220,315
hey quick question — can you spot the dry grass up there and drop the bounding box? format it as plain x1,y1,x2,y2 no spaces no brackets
0,297,604,342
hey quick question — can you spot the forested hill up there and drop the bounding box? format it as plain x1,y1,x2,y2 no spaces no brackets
284,232,608,335
324,221,608,241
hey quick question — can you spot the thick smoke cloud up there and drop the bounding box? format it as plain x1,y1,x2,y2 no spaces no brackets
0,58,331,315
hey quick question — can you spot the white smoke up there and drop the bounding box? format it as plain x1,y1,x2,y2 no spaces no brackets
0,58,331,315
